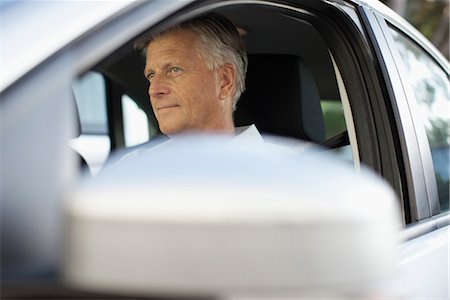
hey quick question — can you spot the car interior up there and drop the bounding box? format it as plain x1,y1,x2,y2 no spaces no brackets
72,3,353,174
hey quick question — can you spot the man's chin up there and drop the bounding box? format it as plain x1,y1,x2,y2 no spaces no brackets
159,124,184,137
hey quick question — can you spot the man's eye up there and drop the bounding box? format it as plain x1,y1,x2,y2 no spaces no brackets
169,66,182,73
147,72,155,81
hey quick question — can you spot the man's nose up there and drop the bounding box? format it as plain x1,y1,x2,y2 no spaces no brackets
149,75,170,99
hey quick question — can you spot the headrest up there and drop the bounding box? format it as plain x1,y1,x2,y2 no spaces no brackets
234,54,325,143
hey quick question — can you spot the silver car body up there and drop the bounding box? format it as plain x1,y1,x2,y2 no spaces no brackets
1,0,448,298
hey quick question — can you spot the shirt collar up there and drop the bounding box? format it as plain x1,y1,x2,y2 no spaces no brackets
234,124,264,143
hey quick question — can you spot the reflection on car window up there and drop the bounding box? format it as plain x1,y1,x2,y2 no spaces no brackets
390,28,449,212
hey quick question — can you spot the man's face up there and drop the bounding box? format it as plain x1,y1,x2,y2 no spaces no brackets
145,30,227,136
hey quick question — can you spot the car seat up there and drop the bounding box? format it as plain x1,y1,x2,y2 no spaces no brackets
234,54,325,144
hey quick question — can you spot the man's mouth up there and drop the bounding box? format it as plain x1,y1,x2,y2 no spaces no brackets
158,104,179,111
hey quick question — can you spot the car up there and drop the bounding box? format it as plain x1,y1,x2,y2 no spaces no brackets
1,0,448,299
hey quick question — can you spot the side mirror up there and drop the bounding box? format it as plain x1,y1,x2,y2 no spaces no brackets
63,136,401,298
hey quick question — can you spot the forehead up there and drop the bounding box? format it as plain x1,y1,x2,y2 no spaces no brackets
145,29,201,62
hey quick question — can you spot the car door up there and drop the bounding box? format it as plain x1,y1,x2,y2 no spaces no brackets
66,0,448,297
356,3,449,298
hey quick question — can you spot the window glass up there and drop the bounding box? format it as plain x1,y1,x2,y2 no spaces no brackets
72,71,108,135
321,100,346,140
390,28,449,211
321,99,353,162
122,94,151,147
71,71,111,174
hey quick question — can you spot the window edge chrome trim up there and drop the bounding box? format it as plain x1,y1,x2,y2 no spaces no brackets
401,212,449,241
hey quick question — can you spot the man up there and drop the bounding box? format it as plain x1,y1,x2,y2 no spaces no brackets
138,13,260,139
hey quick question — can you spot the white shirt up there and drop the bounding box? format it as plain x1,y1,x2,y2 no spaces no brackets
116,124,263,163
234,124,264,143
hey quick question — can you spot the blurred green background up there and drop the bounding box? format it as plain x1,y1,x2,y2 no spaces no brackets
381,0,449,59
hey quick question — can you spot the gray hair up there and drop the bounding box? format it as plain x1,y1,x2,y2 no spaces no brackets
136,13,248,111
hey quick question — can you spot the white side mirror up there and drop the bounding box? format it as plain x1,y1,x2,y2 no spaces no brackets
63,135,401,299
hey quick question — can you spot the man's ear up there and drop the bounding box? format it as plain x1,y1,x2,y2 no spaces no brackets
218,63,235,101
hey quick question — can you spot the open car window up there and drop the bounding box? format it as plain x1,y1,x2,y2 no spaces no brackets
71,3,358,174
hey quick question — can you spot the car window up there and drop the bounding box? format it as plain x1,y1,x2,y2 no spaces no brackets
321,100,346,139
71,71,111,174
122,94,152,147
71,5,364,172
321,99,354,162
222,6,356,165
72,71,108,135
389,28,449,212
